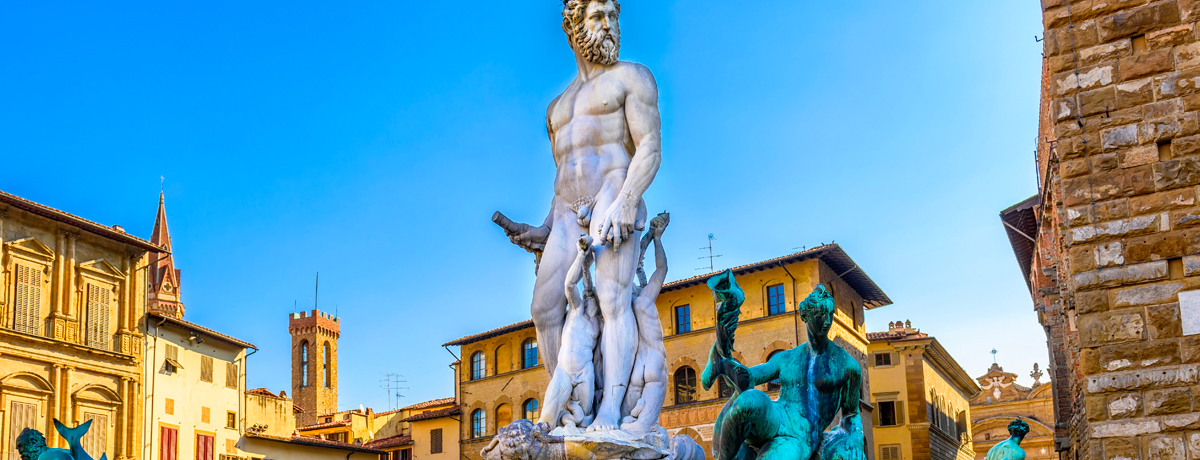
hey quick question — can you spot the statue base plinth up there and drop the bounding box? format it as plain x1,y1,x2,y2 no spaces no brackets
550,426,670,460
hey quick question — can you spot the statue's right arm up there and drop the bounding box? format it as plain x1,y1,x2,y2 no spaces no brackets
564,243,588,312
741,355,781,387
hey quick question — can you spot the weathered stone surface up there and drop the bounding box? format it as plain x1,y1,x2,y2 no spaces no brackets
1174,133,1200,156
1064,158,1091,178
1103,437,1141,460
1177,42,1200,70
1087,364,1200,393
1130,163,1158,194
1090,394,1112,422
1184,255,1200,275
1082,40,1133,69
1095,152,1121,172
1121,144,1159,167
1154,155,1200,190
1189,432,1200,460
1057,65,1116,97
1112,281,1182,307
1073,245,1100,272
1080,290,1111,314
1145,98,1184,120
1125,233,1188,263
1171,207,1200,228
1071,214,1160,243
1098,241,1125,267
1075,261,1168,289
1105,123,1142,150
1182,336,1200,363
1082,347,1102,375
1124,47,1173,79
1156,69,1200,98
1148,23,1196,50
1120,77,1156,108
1083,86,1119,117
1146,388,1195,415
1108,393,1143,418
1096,198,1132,221
1143,113,1200,142
1080,310,1145,346
1102,341,1142,371
1161,412,1200,431
1147,434,1187,460
1147,303,1184,338
1142,338,1182,368
1098,1,1183,42
1130,189,1196,214
1091,418,1162,438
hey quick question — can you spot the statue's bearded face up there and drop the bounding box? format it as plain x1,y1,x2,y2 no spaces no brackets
564,0,621,65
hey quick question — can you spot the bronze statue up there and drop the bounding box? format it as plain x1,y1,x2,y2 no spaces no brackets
984,419,1029,460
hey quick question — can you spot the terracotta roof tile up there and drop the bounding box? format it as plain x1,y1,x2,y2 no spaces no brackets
244,432,384,454
247,388,281,398
444,320,534,347
364,434,413,449
398,397,456,412
297,419,350,431
0,189,162,252
401,406,461,423
149,311,256,349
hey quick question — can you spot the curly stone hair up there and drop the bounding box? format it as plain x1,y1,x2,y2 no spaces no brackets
1008,418,1031,439
561,0,621,64
799,284,835,322
15,428,47,460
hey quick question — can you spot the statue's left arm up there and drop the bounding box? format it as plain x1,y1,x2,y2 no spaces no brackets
838,362,863,433
600,64,662,246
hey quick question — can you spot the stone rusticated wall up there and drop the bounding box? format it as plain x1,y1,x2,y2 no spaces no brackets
1038,0,1200,458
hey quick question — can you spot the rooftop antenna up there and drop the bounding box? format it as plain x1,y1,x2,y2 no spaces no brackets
697,233,722,271
380,374,409,410
991,348,998,365
314,272,319,311
294,300,297,314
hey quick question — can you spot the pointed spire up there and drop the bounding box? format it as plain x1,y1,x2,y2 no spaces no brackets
148,191,184,318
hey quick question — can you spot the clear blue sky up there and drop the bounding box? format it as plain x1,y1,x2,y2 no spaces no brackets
1,1,1048,409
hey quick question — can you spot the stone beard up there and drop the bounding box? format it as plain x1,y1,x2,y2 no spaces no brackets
564,0,621,65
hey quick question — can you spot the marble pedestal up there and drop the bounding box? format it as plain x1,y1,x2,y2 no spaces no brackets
482,421,703,460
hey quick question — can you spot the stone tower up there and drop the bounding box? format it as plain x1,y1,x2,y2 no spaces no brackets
148,192,184,318
289,309,340,426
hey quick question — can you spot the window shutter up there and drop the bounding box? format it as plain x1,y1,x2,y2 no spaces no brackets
431,428,443,454
9,401,38,460
82,412,108,457
872,406,881,426
86,284,112,350
201,356,214,382
14,264,42,335
201,407,211,424
226,363,238,388
166,344,178,361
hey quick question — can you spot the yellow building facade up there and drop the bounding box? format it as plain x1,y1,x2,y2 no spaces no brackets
968,364,1054,460
241,389,385,460
447,245,891,460
0,191,162,460
295,397,457,460
866,321,979,460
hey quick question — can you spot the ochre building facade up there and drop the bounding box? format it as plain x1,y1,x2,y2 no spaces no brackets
1004,1,1200,459
0,191,162,460
866,321,979,460
968,363,1056,460
447,245,892,460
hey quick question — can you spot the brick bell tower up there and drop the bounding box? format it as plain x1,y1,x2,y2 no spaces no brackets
289,309,340,426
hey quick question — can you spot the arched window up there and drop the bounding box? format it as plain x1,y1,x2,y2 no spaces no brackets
718,378,734,398
300,340,310,387
522,399,539,420
674,367,697,404
471,352,486,380
496,404,512,429
766,284,786,315
766,351,783,392
471,409,486,438
522,339,539,369
323,342,332,388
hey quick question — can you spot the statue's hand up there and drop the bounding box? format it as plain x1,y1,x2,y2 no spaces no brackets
508,224,551,253
599,194,639,247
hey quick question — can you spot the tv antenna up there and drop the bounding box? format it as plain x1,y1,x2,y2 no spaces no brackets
380,373,409,410
697,234,722,272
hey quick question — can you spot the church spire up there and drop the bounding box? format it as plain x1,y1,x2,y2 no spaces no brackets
148,191,185,318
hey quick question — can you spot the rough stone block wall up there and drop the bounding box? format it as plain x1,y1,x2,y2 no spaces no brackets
1038,1,1200,459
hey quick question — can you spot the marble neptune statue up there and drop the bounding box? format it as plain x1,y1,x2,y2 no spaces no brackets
703,273,867,460
494,0,661,433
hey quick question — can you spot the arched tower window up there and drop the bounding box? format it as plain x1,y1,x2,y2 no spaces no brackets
323,341,332,388
471,409,486,438
471,352,486,380
522,339,539,369
674,367,697,404
300,340,310,387
496,404,512,429
522,399,539,420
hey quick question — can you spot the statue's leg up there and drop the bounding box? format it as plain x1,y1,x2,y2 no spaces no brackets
531,218,582,375
715,390,780,460
757,436,814,460
538,368,575,427
587,226,639,431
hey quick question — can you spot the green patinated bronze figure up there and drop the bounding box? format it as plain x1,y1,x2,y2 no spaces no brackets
984,419,1029,460
701,271,866,460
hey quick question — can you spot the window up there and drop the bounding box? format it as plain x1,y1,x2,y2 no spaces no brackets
674,305,691,334
201,356,214,383
522,399,539,420
673,367,697,404
323,342,332,388
718,378,734,398
471,409,486,438
471,352,486,380
874,353,892,366
496,404,512,429
226,411,237,429
767,284,785,315
85,283,112,350
201,407,211,424
226,363,238,388
160,426,178,460
164,344,183,373
165,398,175,415
8,401,38,460
80,413,108,458
879,444,901,460
395,449,411,460
196,433,214,460
522,339,539,369
430,428,443,454
13,264,42,335
766,351,782,392
300,341,310,387
876,401,903,427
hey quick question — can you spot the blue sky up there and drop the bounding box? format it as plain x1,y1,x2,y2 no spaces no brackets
1,1,1048,409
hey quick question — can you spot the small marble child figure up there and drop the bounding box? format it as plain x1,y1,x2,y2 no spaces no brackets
621,213,670,432
539,235,603,428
